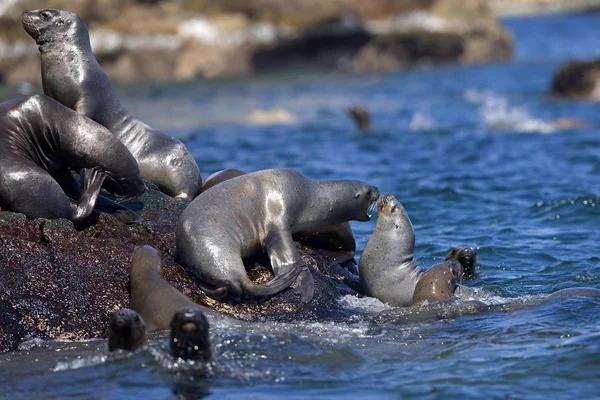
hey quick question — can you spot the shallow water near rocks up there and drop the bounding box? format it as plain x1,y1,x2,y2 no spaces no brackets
2,12,600,399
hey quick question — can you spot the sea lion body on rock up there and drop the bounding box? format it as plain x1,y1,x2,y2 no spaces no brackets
22,9,201,201
130,245,214,331
108,308,147,352
201,168,357,261
176,168,380,302
359,195,462,306
0,95,145,223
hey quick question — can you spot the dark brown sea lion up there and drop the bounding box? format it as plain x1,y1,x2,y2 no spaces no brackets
176,168,379,303
0,95,145,223
347,105,372,130
108,308,147,352
22,9,202,200
170,307,213,362
446,247,477,279
129,245,214,331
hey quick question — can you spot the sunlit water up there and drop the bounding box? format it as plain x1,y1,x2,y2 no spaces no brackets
2,12,600,400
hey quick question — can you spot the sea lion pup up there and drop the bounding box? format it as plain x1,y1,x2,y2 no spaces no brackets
22,9,201,201
347,105,372,130
446,247,477,279
201,168,357,262
177,168,380,303
130,245,214,331
0,95,145,223
108,308,147,352
170,307,213,362
359,195,461,306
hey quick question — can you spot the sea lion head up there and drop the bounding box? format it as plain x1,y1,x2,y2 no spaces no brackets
149,143,202,202
170,307,212,362
375,194,414,239
344,181,379,222
445,247,477,279
103,171,146,202
22,9,87,46
108,308,147,352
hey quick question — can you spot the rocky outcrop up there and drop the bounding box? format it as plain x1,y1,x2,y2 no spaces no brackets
0,0,512,83
549,59,600,101
0,187,361,353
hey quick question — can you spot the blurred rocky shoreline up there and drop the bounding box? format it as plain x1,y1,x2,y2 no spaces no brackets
0,0,513,84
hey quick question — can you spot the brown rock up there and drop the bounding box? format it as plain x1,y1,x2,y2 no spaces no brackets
0,188,361,353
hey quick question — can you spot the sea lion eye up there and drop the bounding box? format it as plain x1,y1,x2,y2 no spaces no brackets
354,193,360,199
391,205,397,213
41,11,51,20
366,189,372,197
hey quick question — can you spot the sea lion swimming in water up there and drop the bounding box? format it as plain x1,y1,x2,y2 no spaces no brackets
22,9,202,201
359,195,466,306
201,168,357,262
108,308,147,352
129,245,215,331
170,307,213,362
0,95,145,223
177,168,380,303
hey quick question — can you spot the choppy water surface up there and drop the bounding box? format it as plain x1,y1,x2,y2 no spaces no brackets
2,12,600,400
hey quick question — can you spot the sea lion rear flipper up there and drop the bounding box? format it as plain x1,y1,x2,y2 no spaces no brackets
264,229,315,302
73,167,107,222
95,195,143,224
290,267,315,303
241,265,304,297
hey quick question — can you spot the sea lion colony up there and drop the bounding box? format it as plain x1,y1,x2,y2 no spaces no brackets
2,8,598,358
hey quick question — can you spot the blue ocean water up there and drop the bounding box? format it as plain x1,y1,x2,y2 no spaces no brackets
2,12,600,400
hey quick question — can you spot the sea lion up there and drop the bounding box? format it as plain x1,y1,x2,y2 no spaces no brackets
130,245,214,331
170,307,213,362
201,168,357,260
359,195,460,306
0,95,145,223
547,287,600,300
347,105,371,130
22,9,202,201
446,247,477,279
176,168,380,303
108,308,147,352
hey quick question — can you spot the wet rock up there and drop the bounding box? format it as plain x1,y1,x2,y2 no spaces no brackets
550,59,600,101
0,188,360,352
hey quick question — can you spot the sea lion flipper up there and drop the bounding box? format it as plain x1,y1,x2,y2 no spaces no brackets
95,195,143,224
72,167,107,221
291,267,315,303
264,229,315,302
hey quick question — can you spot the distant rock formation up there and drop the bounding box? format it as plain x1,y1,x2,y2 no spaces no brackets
0,0,512,84
550,59,600,101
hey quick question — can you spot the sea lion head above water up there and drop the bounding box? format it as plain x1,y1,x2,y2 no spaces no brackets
170,307,212,362
446,247,477,279
108,308,147,352
22,9,86,48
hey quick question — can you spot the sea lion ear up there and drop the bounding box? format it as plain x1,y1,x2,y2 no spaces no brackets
395,224,399,230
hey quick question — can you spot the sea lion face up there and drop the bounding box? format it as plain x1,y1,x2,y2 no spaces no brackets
351,182,380,222
376,194,413,234
108,308,147,352
148,143,201,201
22,9,84,45
103,172,146,201
170,307,212,362
446,247,477,278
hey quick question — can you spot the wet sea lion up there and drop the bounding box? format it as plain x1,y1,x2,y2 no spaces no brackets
170,307,213,362
22,9,201,201
347,105,372,130
108,308,147,352
0,95,145,223
130,245,214,331
176,168,380,303
359,195,461,306
446,247,477,279
201,168,358,260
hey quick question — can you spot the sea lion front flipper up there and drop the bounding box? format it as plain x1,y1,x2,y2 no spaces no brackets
264,229,315,302
95,195,143,224
72,167,107,222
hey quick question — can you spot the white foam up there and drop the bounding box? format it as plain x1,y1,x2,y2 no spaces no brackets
409,112,436,131
339,294,391,313
464,89,556,134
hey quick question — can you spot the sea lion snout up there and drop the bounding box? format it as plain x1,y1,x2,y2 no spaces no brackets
170,307,212,361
